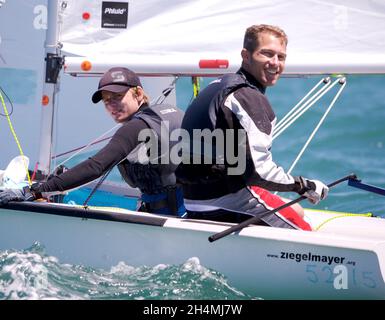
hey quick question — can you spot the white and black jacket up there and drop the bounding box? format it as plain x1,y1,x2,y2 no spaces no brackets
176,68,302,200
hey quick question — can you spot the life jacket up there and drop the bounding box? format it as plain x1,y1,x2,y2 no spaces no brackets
177,71,263,200
117,104,185,215
181,72,259,132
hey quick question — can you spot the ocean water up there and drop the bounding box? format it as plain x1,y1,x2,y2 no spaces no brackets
0,243,253,300
1,75,385,300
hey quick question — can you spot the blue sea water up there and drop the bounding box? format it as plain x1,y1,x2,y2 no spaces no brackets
0,243,253,300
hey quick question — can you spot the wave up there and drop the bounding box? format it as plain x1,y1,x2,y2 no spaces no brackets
0,242,258,300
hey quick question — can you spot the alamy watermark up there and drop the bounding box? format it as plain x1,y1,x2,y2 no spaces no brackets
333,264,348,290
333,5,348,31
136,121,247,175
33,5,48,30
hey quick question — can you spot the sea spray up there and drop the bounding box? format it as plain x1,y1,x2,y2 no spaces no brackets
0,242,257,300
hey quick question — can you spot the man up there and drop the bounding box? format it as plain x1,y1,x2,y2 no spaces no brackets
0,67,185,216
176,24,328,230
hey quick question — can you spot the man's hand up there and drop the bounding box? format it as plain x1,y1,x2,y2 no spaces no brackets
296,176,329,205
0,186,36,206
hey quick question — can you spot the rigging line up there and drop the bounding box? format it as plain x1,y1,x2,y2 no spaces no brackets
47,82,60,176
52,77,179,166
192,76,201,98
51,80,61,175
314,212,372,231
274,77,329,133
52,136,113,159
273,85,332,139
273,78,333,139
30,161,39,182
0,86,13,116
152,76,179,105
54,122,121,168
272,77,340,141
49,10,66,175
286,78,346,176
0,89,32,186
55,0,67,52
82,156,127,207
82,166,114,208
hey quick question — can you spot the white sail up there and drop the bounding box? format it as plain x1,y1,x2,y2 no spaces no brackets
59,0,385,75
0,0,46,170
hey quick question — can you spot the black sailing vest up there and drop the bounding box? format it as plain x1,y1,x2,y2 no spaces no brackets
177,71,262,200
118,104,184,195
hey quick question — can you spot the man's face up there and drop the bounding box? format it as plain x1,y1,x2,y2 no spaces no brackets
102,89,139,123
242,32,287,87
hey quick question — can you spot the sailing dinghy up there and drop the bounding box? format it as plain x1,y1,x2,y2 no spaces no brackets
2,187,385,299
1,0,385,299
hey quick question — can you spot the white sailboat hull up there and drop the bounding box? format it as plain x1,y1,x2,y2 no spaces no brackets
1,202,385,299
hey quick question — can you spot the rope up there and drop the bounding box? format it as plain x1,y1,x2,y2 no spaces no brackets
0,86,13,116
274,78,329,134
82,157,126,207
0,89,32,186
286,77,346,175
82,166,113,208
273,77,335,140
54,123,121,167
52,136,113,159
272,76,346,196
192,76,201,98
314,212,372,231
152,76,178,105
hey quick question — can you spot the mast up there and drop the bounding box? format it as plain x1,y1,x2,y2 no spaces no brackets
37,0,63,175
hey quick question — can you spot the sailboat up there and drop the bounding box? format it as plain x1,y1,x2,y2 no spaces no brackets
1,0,385,299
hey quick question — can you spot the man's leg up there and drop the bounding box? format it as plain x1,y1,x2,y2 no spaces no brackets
249,186,312,231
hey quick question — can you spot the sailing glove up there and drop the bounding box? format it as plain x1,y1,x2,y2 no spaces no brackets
0,186,37,206
295,176,329,205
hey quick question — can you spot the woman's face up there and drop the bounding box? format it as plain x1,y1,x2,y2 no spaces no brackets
102,88,140,123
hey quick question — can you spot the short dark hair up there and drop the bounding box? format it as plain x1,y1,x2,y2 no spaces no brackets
243,24,288,52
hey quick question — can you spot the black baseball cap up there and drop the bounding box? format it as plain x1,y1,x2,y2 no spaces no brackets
92,67,143,103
